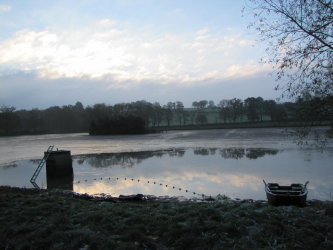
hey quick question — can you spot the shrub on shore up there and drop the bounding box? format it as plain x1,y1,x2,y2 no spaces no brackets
89,116,146,135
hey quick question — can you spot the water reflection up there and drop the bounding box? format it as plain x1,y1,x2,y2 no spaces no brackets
72,148,281,169
47,175,73,191
194,148,210,155
246,148,279,159
1,147,282,171
209,148,217,155
29,159,41,164
27,157,74,191
219,148,245,159
1,147,332,201
167,148,186,157
1,163,18,169
74,151,158,168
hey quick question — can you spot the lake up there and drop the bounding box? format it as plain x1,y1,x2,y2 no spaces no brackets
0,128,332,201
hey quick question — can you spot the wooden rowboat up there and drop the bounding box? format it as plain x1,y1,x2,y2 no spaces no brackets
263,180,309,206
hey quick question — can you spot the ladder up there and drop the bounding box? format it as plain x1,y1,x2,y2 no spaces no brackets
30,145,54,188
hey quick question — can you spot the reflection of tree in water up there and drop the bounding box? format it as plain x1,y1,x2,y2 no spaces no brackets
76,158,85,165
167,148,186,157
1,162,18,169
71,147,280,168
193,148,210,156
219,148,279,160
73,149,188,168
29,159,41,165
177,149,186,157
246,148,278,159
73,151,162,168
193,148,218,156
85,154,135,168
219,148,245,160
209,148,217,155
154,152,165,158
167,151,176,157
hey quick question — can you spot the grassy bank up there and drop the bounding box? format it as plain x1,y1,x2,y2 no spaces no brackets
1,186,333,250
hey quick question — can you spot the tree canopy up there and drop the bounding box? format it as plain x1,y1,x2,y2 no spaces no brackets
244,0,333,145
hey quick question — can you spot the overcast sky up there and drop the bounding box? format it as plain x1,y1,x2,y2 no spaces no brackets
0,0,282,110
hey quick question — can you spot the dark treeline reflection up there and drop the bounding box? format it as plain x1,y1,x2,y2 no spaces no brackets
70,148,279,169
193,148,218,156
219,148,245,160
73,151,167,168
246,148,278,159
73,149,187,168
218,148,278,159
167,148,186,157
29,159,41,164
1,163,18,169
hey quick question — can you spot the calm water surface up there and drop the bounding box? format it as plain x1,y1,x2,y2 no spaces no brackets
0,128,332,200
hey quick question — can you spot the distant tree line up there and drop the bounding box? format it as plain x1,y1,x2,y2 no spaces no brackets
0,92,331,135
0,102,86,135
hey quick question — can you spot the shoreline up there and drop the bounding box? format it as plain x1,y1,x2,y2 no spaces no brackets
1,121,331,137
1,185,332,206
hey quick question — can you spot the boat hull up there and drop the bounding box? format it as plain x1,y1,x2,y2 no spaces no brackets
265,183,308,206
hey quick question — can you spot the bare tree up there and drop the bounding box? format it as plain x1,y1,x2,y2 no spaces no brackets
256,97,264,122
162,105,173,126
176,101,184,109
229,98,243,123
0,105,20,134
244,97,259,122
189,111,197,125
208,100,216,109
153,102,164,127
28,108,41,133
264,100,277,122
175,102,184,125
244,0,333,145
196,113,208,125
198,100,208,109
218,100,231,123
192,101,199,109
182,110,190,125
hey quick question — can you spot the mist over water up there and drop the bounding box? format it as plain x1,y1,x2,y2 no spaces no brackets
0,128,332,200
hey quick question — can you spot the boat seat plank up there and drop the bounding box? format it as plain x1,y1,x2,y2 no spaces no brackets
271,190,302,195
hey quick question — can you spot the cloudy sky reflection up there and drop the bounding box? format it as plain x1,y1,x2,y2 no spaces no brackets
1,147,332,201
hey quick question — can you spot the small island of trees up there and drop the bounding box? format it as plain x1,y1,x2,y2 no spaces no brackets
89,116,146,135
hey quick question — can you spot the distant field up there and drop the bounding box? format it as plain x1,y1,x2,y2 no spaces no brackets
155,108,273,127
151,108,331,131
150,122,304,131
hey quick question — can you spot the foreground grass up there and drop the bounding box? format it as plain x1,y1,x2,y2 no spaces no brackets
1,189,333,250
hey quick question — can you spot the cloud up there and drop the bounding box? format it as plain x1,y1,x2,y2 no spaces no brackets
223,61,271,78
0,19,267,89
0,67,279,110
0,5,11,13
96,19,116,26
194,35,209,41
197,27,209,35
238,39,253,46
